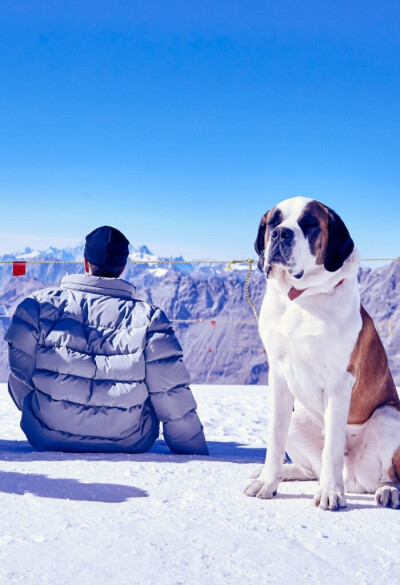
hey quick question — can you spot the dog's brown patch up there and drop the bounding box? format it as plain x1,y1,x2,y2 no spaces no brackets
298,201,329,265
347,306,400,424
254,207,283,271
392,447,400,482
298,201,354,272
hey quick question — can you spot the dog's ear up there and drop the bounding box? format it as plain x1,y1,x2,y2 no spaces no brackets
254,212,269,272
324,206,354,272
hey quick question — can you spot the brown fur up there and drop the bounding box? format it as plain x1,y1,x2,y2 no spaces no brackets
255,207,281,267
263,206,282,246
347,306,400,425
391,446,400,482
254,212,269,256
298,200,330,265
298,201,354,273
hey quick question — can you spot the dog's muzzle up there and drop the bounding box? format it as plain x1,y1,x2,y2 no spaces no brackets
267,227,295,266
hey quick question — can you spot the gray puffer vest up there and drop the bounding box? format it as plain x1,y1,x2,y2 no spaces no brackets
5,273,208,455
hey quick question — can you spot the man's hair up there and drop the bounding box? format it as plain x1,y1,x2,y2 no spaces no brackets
86,260,125,278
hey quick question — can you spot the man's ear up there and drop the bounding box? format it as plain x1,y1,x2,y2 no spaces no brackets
84,258,90,274
254,212,269,272
324,207,354,272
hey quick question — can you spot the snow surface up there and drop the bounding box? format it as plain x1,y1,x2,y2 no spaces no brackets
1,383,399,585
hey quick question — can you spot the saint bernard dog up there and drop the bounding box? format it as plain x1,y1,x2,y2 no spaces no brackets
244,196,400,510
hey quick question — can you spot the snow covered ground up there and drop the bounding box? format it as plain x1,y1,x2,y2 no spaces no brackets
1,383,399,585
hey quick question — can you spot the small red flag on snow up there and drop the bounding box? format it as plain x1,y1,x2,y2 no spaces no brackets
210,320,216,327
13,262,26,277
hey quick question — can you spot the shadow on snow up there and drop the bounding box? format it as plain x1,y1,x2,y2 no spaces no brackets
0,470,148,502
0,439,265,464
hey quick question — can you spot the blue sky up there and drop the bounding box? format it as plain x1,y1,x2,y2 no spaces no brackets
0,1,399,263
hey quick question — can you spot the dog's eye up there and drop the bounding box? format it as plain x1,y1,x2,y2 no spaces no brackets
304,220,319,229
267,209,283,230
299,215,320,233
268,218,280,228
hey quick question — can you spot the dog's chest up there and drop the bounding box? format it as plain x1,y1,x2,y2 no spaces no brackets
261,297,347,356
259,291,361,409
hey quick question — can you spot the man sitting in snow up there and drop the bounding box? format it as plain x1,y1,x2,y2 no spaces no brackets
5,226,208,455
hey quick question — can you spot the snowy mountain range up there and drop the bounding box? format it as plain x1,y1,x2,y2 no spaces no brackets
0,245,399,384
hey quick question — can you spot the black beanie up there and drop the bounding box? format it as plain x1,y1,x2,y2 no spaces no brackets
84,226,130,268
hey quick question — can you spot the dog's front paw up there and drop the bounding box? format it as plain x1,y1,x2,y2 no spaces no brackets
244,478,279,499
313,487,347,511
375,485,400,509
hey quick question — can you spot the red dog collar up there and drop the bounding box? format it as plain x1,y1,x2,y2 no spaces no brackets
288,279,345,302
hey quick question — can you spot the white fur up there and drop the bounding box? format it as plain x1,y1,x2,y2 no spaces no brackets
245,197,400,510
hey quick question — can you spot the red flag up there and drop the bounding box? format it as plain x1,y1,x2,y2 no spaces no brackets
13,262,26,277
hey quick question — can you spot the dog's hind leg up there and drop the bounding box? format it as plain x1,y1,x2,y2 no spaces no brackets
252,462,315,481
282,462,317,481
283,408,323,481
251,408,323,482
345,406,400,504
375,483,400,509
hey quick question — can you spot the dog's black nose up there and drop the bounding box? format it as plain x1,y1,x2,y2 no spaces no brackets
271,227,294,243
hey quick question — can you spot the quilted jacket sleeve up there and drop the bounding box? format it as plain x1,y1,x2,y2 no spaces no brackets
4,296,40,410
144,308,208,455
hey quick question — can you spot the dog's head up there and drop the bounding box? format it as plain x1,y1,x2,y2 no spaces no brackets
255,196,355,290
